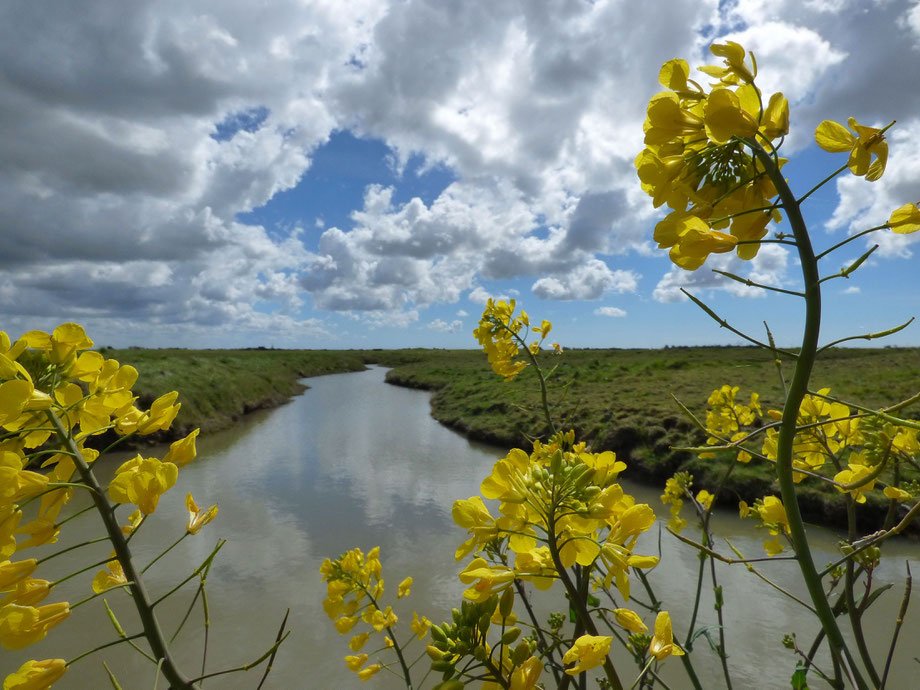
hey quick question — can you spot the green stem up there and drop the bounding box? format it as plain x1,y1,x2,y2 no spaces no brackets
142,532,189,573
815,224,890,260
545,510,623,690
798,162,850,206
46,409,197,689
844,499,880,686
745,137,868,690
36,536,110,565
880,563,911,689
67,633,146,666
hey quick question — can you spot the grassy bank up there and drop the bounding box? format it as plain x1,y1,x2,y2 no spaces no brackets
107,348,370,437
378,346,920,532
115,345,920,532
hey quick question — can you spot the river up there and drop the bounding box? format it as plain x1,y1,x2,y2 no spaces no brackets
7,366,918,688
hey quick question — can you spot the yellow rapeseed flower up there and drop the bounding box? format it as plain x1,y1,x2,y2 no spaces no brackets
649,611,684,661
185,493,218,535
562,634,612,675
0,602,70,650
815,118,888,181
888,203,920,234
2,658,67,690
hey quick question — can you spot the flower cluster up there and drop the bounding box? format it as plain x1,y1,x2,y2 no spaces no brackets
320,546,429,682
660,471,692,533
700,384,761,462
761,389,864,483
473,300,556,381
740,496,791,556
425,592,543,689
636,41,789,270
1,324,213,688
454,430,659,601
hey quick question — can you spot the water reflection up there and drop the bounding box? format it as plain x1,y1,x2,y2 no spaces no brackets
7,366,918,689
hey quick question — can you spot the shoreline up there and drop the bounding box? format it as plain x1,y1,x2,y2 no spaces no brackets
109,346,918,537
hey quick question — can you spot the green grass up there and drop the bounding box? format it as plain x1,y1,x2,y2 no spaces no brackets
376,346,920,531
106,348,370,436
113,345,920,532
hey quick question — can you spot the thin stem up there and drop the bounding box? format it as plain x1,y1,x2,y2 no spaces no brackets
680,289,799,357
880,563,912,689
710,269,805,297
844,500,881,686
188,632,291,683
817,245,878,285
170,585,202,644
53,504,96,529
200,581,210,684
67,633,146,666
815,224,890,260
46,409,197,689
798,162,850,206
513,579,562,685
816,318,914,354
142,532,189,574
36,536,110,565
722,539,816,612
256,609,289,690
50,558,113,588
545,507,623,690
70,582,134,609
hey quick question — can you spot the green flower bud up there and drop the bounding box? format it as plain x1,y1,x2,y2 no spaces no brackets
478,612,491,635
433,681,465,690
511,640,532,666
431,659,456,673
430,624,448,644
499,586,515,618
501,627,521,645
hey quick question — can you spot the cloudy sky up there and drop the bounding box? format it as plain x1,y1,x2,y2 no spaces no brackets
2,0,919,349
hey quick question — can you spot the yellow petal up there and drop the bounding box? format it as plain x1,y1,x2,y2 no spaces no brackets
815,120,854,153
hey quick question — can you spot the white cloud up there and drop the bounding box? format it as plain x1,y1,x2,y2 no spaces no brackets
595,306,627,317
653,244,790,303
532,260,638,300
825,119,920,258
0,0,915,343
842,285,861,294
456,309,468,317
427,318,463,333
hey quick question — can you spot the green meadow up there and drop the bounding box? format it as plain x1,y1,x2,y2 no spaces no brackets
112,345,920,532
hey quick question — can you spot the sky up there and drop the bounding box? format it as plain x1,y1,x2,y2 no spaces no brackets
1,0,920,350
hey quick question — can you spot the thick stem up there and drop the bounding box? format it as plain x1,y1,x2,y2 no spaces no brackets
746,138,868,690
47,410,197,689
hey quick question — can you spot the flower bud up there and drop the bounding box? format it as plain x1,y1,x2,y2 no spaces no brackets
511,640,533,666
499,586,515,618
501,627,521,645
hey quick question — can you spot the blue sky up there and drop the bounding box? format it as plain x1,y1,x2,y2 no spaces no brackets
2,0,919,350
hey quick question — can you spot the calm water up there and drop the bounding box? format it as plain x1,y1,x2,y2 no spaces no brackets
8,366,918,688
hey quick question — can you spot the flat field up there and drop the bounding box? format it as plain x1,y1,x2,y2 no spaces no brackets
113,345,920,531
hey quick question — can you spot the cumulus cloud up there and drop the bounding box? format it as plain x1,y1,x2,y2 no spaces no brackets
532,260,638,300
594,306,627,317
653,244,790,303
427,318,463,333
0,0,914,343
824,120,920,258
